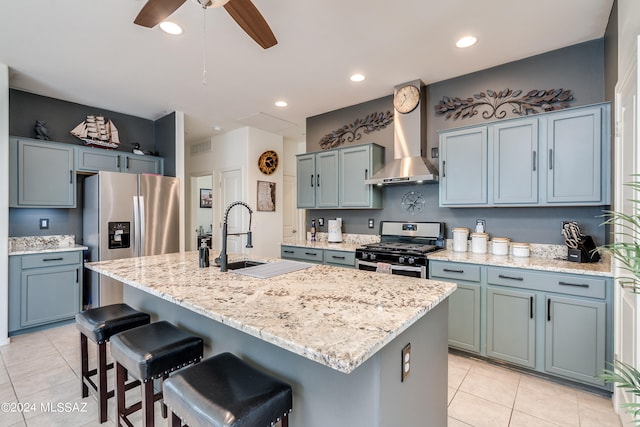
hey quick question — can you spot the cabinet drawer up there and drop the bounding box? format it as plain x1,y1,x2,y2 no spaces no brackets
324,250,355,267
281,246,324,263
21,251,82,269
429,261,481,282
487,267,606,299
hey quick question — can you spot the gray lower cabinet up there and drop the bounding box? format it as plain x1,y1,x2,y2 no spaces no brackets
545,295,606,386
76,147,164,175
429,261,481,353
281,245,355,268
10,137,76,208
486,286,536,368
9,251,83,334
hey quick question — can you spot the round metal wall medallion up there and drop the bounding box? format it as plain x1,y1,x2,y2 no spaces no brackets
258,150,279,175
401,191,425,215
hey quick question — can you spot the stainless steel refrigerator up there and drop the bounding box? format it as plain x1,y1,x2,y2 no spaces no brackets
84,171,180,307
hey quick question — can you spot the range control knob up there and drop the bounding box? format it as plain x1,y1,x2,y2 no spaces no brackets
361,252,368,260
398,256,405,264
408,257,415,265
370,253,377,261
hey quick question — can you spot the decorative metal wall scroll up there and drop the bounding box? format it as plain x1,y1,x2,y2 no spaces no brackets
319,111,393,150
435,88,574,120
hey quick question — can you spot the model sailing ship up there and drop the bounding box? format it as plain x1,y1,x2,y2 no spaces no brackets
70,115,120,149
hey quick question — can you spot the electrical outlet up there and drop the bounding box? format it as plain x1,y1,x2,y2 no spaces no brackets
431,147,439,158
318,218,325,227
368,218,374,229
401,343,411,382
39,218,49,230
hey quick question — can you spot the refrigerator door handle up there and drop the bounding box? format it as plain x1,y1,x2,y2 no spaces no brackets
133,195,141,257
139,196,146,257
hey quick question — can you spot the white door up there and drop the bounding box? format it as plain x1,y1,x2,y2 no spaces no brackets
282,174,300,242
219,168,244,255
613,39,639,422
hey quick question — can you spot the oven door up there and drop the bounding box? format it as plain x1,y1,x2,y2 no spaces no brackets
355,259,426,279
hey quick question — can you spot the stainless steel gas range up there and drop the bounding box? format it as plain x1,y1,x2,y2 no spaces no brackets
355,221,445,279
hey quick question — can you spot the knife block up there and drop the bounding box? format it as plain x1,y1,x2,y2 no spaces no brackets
567,235,600,263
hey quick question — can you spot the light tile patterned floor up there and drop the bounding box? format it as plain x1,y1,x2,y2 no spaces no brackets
0,323,624,426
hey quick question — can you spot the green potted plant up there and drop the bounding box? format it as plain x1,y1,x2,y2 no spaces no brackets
598,178,640,423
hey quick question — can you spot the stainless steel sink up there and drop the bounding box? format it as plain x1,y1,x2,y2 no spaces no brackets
225,260,265,270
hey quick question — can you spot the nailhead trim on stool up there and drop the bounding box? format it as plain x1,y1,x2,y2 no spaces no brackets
75,303,151,424
110,321,204,427
163,352,293,427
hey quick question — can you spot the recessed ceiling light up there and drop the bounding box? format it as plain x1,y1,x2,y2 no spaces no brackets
160,21,183,35
456,36,477,48
275,100,288,107
212,125,223,132
350,73,366,82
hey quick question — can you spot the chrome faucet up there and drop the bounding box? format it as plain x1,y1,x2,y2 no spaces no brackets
215,201,253,272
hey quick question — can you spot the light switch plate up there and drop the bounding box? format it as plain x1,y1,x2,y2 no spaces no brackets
39,218,49,230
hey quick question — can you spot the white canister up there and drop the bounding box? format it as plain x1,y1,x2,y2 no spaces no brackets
512,243,530,257
452,228,469,252
471,232,489,254
491,237,510,256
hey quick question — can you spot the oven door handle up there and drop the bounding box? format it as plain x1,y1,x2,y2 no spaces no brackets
356,259,425,274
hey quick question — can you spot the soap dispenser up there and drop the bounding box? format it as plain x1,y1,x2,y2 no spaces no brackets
199,239,210,268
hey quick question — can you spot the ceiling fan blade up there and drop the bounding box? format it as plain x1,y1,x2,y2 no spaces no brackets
134,0,187,28
224,0,277,49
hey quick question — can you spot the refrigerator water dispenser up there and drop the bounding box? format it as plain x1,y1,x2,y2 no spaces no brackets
108,222,131,249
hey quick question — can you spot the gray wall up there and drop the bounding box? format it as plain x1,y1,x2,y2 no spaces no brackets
306,39,611,245
155,112,177,177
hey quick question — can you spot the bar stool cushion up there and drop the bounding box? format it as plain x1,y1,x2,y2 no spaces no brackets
76,303,150,344
163,352,293,427
110,321,203,381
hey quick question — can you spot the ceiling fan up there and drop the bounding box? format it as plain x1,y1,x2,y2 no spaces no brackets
134,0,277,49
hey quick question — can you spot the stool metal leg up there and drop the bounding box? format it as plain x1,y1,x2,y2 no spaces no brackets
80,334,89,398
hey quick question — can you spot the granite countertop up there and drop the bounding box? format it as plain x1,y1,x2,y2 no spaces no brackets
428,249,613,277
8,235,88,256
85,251,456,374
281,241,363,252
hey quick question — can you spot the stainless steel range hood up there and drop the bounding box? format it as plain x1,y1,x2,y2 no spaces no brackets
364,80,439,185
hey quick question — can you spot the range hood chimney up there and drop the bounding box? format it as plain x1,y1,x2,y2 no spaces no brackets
364,79,439,185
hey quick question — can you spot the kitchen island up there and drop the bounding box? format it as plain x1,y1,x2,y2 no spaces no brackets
85,251,456,427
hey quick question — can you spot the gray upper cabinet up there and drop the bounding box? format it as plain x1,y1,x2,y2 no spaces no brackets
77,146,164,175
546,107,603,204
10,137,76,208
339,144,384,208
439,127,488,206
438,103,610,207
493,118,539,205
296,143,384,209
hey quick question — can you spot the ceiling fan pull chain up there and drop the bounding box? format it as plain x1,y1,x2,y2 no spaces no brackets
201,5,208,85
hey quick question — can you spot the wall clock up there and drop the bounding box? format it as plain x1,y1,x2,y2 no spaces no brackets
258,150,279,175
401,191,425,215
394,84,421,114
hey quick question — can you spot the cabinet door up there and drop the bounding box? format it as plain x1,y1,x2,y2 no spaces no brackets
76,147,121,172
493,119,539,204
15,139,75,207
123,154,163,175
439,127,488,206
486,287,536,368
340,145,372,207
546,107,602,203
296,154,316,208
448,282,481,353
21,265,81,327
316,151,339,208
545,295,606,386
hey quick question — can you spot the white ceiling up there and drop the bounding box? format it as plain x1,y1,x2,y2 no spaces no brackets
0,0,614,144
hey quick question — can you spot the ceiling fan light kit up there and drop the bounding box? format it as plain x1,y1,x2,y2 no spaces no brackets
134,0,277,49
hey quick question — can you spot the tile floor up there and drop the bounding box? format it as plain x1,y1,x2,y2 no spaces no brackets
0,323,623,426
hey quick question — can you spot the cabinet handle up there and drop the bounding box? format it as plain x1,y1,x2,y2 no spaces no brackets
310,175,314,187
442,161,446,178
547,298,551,321
532,150,537,171
530,296,534,319
126,157,130,169
443,268,464,273
43,257,64,262
548,149,553,170
305,252,318,256
498,274,524,281
69,170,73,184
117,155,121,169
365,168,368,180
76,268,79,283
332,255,346,260
283,250,294,254
317,174,320,187
558,281,589,288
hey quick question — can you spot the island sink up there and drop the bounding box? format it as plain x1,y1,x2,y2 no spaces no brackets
225,260,265,270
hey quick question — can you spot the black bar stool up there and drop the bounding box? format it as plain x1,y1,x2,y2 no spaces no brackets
110,320,204,427
76,303,151,423
163,352,293,427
